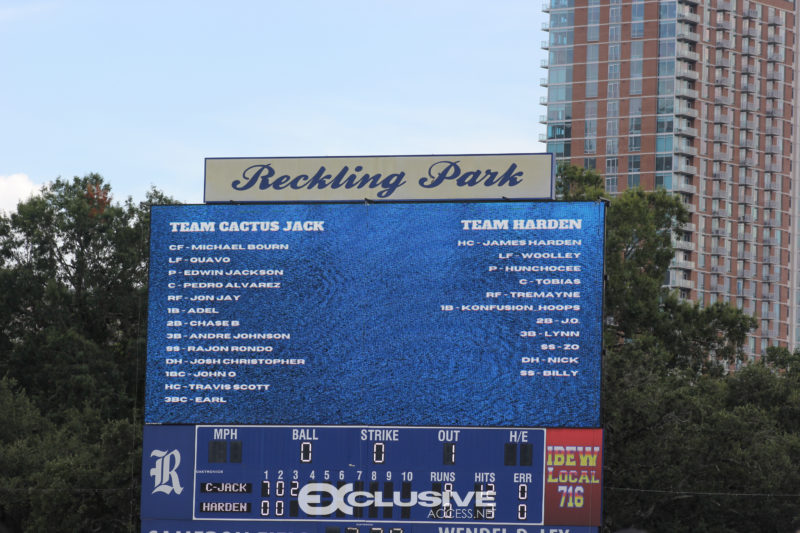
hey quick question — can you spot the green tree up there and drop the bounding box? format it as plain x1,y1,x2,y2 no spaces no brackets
0,175,173,532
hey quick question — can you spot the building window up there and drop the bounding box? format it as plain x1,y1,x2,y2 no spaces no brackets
655,173,673,189
656,134,673,152
548,141,571,158
656,116,673,132
584,158,596,170
631,2,645,38
658,59,675,76
656,155,673,171
629,136,642,152
657,97,674,114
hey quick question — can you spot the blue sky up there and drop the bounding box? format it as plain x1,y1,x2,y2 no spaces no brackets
0,0,548,209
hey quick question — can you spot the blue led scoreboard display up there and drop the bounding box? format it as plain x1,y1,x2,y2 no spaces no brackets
142,202,605,532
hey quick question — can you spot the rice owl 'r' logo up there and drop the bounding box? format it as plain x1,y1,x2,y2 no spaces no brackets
149,449,183,495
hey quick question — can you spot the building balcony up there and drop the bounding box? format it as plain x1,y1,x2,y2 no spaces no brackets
766,89,783,99
674,162,698,175
766,106,784,117
678,11,701,24
768,15,782,26
743,7,759,19
672,259,695,270
673,238,694,251
541,40,550,50
668,277,694,290
675,124,698,137
740,286,755,298
764,273,781,283
712,246,729,256
711,187,726,198
739,176,757,187
717,0,733,10
737,231,754,241
742,194,755,204
765,218,781,227
764,236,781,246
714,74,733,86
740,250,756,261
540,59,549,69
676,86,699,99
676,105,699,119
738,268,756,280
709,281,726,292
677,67,700,80
741,82,758,93
765,180,781,191
768,34,785,44
715,19,733,31
541,21,550,31
741,101,759,112
538,115,547,124
765,125,782,136
539,77,548,87
767,69,783,81
711,227,730,237
741,63,758,75
714,94,734,106
766,162,783,172
712,170,732,181
679,0,699,6
542,1,550,12
713,150,732,162
675,143,698,156
738,214,755,225
674,182,697,194
767,53,785,63
740,138,758,150
741,119,759,130
710,265,726,273
764,254,781,265
711,208,727,217
743,27,760,38
740,156,757,166
741,44,759,56
766,144,782,154
677,47,700,62
716,38,734,49
762,310,779,320
677,30,700,42
765,328,780,339
766,200,781,209
715,56,735,68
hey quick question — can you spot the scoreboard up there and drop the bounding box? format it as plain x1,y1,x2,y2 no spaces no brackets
141,201,605,532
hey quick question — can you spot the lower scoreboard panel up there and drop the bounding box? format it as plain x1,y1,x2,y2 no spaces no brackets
142,425,602,533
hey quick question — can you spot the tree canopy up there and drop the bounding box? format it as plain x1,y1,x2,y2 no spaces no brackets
0,175,173,532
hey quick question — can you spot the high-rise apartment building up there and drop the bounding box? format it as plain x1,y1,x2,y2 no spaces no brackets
543,0,798,357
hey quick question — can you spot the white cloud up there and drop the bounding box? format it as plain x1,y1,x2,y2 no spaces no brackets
0,174,43,214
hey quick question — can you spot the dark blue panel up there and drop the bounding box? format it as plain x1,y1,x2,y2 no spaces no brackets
145,202,604,426
141,425,602,529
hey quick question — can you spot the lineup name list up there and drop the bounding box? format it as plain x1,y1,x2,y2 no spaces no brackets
447,218,590,381
159,223,301,407
146,203,603,426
